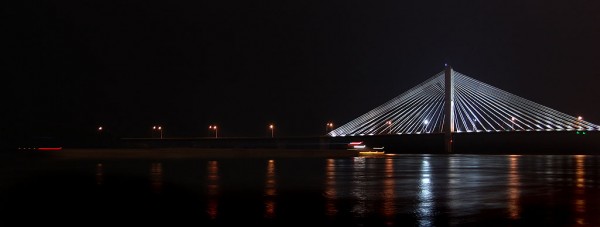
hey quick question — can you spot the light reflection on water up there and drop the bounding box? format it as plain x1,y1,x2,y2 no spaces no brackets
150,162,163,194
318,154,599,226
508,155,520,219
96,163,103,186
351,157,367,217
324,158,337,217
206,160,219,219
545,156,554,185
6,154,600,226
574,155,585,226
417,156,433,227
264,159,276,219
446,156,459,225
382,158,395,226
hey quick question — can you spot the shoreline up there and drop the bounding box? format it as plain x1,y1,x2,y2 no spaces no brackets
39,148,361,159
12,147,600,160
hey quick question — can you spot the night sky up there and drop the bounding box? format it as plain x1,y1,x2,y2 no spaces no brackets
4,1,600,141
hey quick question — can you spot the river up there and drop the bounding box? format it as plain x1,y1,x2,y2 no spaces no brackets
1,153,599,226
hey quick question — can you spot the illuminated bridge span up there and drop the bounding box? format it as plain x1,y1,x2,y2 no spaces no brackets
329,66,600,137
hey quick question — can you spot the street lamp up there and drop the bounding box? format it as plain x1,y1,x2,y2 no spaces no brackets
511,117,516,131
269,124,274,138
153,125,163,139
98,126,103,132
422,119,429,133
326,122,334,134
386,120,392,134
577,116,583,130
209,125,218,138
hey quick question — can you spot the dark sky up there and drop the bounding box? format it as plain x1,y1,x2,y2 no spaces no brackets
4,0,600,140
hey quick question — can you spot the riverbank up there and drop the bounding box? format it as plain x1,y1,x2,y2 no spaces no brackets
36,148,360,159
6,131,600,155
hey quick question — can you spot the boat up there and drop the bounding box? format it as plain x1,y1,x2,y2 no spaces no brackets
348,141,386,156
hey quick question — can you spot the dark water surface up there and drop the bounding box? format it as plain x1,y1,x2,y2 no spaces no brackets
1,154,600,226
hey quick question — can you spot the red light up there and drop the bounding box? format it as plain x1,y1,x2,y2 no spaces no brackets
38,147,62,151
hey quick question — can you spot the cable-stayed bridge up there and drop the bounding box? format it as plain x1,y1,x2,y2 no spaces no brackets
328,66,599,140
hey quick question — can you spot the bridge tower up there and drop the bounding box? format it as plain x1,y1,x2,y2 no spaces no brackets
443,65,454,152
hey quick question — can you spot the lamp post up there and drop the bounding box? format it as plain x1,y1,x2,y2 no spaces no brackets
386,120,392,134
153,125,163,139
511,117,516,131
269,124,274,138
209,125,218,138
326,122,334,134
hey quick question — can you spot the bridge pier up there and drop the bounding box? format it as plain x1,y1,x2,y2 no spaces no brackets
445,133,453,153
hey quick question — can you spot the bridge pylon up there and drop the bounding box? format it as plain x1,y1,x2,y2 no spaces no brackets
444,65,454,152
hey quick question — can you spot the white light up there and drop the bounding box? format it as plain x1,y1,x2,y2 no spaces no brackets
423,120,429,125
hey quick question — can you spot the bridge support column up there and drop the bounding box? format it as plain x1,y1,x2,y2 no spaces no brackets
444,65,454,152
